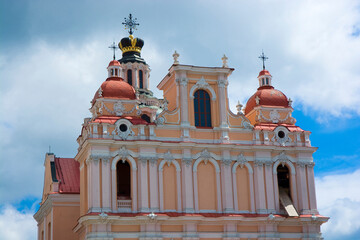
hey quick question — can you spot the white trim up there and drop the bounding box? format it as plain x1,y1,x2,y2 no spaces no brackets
272,160,296,175
193,158,220,173
158,159,181,172
189,77,217,101
111,155,137,170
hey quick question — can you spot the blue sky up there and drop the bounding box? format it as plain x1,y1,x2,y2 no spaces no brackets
1,0,360,239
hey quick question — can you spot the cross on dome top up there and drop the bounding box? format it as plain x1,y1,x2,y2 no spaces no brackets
108,42,118,60
258,50,268,70
122,13,139,35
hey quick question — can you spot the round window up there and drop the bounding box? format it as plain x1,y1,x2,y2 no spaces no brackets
278,130,285,139
119,124,128,132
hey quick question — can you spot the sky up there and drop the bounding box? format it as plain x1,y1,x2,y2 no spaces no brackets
0,0,360,239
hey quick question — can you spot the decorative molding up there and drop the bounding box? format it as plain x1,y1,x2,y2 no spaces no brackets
217,77,228,88
176,77,188,86
182,157,192,167
189,77,217,101
112,119,135,140
258,109,295,124
237,153,247,168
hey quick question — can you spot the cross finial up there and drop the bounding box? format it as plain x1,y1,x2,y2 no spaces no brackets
122,13,139,35
258,50,268,70
222,54,228,68
108,42,118,60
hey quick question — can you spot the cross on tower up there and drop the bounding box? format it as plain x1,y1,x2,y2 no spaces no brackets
122,13,139,35
108,42,118,60
258,50,268,70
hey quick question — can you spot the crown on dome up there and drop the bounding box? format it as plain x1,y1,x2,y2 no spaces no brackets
118,14,146,64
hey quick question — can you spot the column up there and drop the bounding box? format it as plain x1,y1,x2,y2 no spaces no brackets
254,160,267,213
149,158,159,211
221,151,234,212
307,163,318,214
138,158,149,212
296,162,309,214
217,74,228,127
264,161,275,213
181,155,194,213
101,157,111,211
88,157,100,212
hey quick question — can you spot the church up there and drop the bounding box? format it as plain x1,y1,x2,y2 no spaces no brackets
34,14,328,240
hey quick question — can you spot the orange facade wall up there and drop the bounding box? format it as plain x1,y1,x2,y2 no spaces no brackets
197,162,217,210
161,225,183,232
112,225,140,232
163,164,177,210
236,167,250,211
53,205,79,240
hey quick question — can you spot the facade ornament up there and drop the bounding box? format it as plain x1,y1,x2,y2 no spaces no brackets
196,77,210,89
217,77,228,88
138,156,148,166
118,146,129,163
98,212,108,222
113,120,135,140
98,87,103,97
160,98,168,111
265,159,273,167
269,110,281,123
236,101,243,115
268,213,275,221
237,153,248,168
255,96,260,105
136,109,142,116
176,77,188,86
164,151,174,166
254,159,265,167
297,161,307,168
200,149,211,164
242,120,253,129
155,116,165,125
173,51,179,64
221,54,228,68
149,157,158,167
288,98,293,107
147,212,157,220
278,151,288,167
222,158,232,167
114,101,125,116
182,157,192,167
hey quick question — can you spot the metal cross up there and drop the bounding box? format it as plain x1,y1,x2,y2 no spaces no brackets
108,42,118,60
258,50,268,70
122,13,139,35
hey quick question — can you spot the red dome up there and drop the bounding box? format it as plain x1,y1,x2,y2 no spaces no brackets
93,77,136,104
244,86,289,115
258,69,272,77
108,60,121,67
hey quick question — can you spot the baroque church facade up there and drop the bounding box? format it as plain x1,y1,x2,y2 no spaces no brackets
34,15,328,240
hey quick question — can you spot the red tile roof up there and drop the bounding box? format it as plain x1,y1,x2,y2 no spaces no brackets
244,86,289,115
54,158,80,194
254,123,304,132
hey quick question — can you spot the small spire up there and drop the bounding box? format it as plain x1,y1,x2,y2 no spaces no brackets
222,54,228,68
122,13,139,35
173,51,180,64
108,42,118,60
255,96,260,105
258,50,268,70
236,101,243,114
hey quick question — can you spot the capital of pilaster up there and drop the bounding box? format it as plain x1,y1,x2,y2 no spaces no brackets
176,77,189,86
182,157,193,167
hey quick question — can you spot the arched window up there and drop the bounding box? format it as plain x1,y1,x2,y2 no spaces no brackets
277,165,291,198
194,90,211,127
116,161,131,199
139,70,143,88
127,69,132,86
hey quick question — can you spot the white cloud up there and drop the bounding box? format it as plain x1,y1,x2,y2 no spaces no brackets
0,34,166,203
0,205,36,240
316,168,360,239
